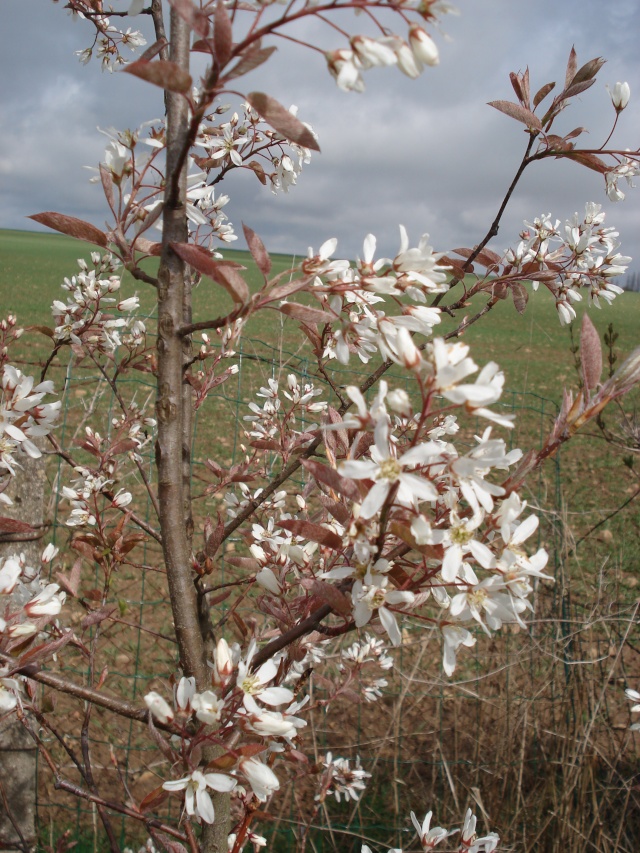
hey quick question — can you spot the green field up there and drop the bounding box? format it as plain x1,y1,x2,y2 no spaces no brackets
2,228,639,851
2,227,638,397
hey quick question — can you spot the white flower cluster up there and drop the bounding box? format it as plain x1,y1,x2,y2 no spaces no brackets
0,364,60,481
320,752,371,802
362,807,499,853
148,638,310,823
60,411,154,528
506,203,631,324
71,3,146,72
297,229,449,367
341,634,394,701
224,483,288,520
605,154,639,202
326,23,446,93
91,124,238,247
52,254,145,351
325,371,549,665
196,101,316,196
243,374,327,449
627,687,640,731
0,546,66,711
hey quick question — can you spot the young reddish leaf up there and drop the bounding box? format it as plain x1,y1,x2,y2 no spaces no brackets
439,256,468,278
247,159,267,185
509,71,527,106
261,277,311,303
511,282,529,315
133,237,163,256
18,632,73,667
521,67,531,107
167,0,209,37
326,406,349,454
250,439,281,451
192,37,215,54
581,312,603,390
562,78,598,101
55,557,83,598
390,521,440,560
81,606,117,630
237,743,267,758
118,532,147,557
206,589,231,607
301,459,360,502
565,45,578,88
0,517,35,535
465,248,502,269
214,0,233,68
139,786,170,815
277,519,343,550
562,152,608,174
491,281,509,300
99,164,116,215
25,325,55,338
278,303,333,325
205,514,225,559
521,269,558,282
246,92,320,152
170,242,249,303
487,100,542,130
96,665,109,690
533,81,555,109
223,46,277,83
242,223,271,276
308,581,352,617
572,56,605,86
318,494,351,526
205,753,238,771
232,610,249,637
124,59,192,94
545,134,573,152
28,212,108,248
153,838,187,853
225,556,261,572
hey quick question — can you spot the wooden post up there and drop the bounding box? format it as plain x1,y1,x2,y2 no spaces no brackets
0,447,47,852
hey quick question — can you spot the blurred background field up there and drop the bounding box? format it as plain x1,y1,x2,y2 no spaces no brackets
1,228,639,852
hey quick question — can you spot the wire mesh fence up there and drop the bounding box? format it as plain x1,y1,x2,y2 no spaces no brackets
31,338,640,853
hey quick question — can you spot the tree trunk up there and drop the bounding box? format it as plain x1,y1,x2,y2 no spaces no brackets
155,11,230,851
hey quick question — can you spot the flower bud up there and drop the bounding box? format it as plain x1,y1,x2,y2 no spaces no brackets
609,81,630,111
144,691,174,724
409,25,440,67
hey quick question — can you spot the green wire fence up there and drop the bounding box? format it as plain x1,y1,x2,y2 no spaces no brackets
33,338,639,853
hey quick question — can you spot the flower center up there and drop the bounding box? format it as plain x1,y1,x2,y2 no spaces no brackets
468,588,488,609
378,457,402,481
369,588,386,609
450,525,472,546
241,674,261,695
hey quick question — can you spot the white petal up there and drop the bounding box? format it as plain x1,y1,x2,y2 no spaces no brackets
359,481,390,519
378,606,402,646
259,686,295,706
204,773,237,793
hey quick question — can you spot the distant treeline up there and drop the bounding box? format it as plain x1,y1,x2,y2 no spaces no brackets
622,272,640,292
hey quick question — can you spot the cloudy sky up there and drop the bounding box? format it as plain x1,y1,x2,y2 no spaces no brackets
2,0,640,264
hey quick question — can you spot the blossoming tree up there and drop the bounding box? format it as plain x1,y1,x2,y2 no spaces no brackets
1,1,639,851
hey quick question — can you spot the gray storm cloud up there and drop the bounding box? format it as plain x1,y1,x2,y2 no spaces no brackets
1,0,639,263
